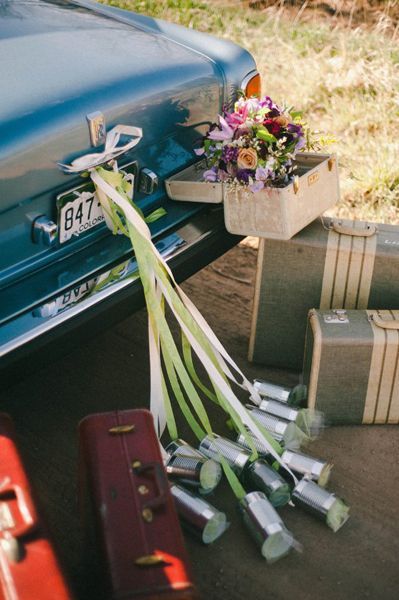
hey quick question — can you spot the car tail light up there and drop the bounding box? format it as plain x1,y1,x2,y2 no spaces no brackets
241,71,261,98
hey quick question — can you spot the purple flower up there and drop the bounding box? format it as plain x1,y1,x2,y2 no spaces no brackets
259,96,281,113
217,168,230,182
222,145,239,163
255,166,272,181
208,115,234,141
236,169,253,184
194,147,205,156
268,108,281,118
287,123,305,151
259,96,274,109
203,168,218,182
295,137,306,151
288,123,303,136
250,181,265,193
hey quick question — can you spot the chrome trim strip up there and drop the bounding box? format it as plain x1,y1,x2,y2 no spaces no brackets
0,224,210,358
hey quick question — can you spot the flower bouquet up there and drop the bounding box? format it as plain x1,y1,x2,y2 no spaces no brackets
166,95,339,240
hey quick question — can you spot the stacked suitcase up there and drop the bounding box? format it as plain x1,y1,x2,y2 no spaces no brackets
249,215,399,424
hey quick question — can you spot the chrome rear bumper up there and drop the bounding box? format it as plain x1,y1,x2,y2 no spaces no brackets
0,207,240,371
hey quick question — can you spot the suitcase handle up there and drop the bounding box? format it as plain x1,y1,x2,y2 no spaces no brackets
135,462,168,510
331,221,377,237
370,313,399,330
0,483,38,539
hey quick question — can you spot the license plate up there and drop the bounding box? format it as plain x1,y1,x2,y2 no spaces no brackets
32,233,186,320
34,279,98,318
56,161,138,244
57,186,104,244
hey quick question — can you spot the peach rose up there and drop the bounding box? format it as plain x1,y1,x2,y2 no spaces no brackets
274,115,290,127
237,147,257,170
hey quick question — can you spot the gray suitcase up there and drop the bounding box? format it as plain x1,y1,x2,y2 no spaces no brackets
303,308,399,425
249,217,399,371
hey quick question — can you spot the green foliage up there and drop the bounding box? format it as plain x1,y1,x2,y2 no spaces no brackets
256,129,277,144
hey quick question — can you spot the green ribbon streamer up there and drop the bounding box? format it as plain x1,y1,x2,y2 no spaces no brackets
130,228,214,436
91,165,284,499
145,207,167,223
219,455,247,501
161,335,205,441
181,332,219,404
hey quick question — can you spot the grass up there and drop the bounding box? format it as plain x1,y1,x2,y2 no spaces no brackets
103,0,399,223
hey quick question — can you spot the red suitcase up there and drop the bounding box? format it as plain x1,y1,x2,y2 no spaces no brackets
0,413,72,600
78,409,197,600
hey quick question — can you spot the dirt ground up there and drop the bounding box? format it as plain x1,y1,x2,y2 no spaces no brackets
1,243,399,599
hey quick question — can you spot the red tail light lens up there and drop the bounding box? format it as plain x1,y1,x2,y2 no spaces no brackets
241,72,261,98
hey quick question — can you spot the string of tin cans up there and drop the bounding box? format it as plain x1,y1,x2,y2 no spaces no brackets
165,378,349,564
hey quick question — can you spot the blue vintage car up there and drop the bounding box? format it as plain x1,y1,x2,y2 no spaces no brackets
0,0,260,376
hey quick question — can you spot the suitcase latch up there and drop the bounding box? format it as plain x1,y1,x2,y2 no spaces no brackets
108,424,135,435
0,482,38,563
323,310,349,324
0,483,38,540
0,501,15,531
0,532,23,563
135,553,170,567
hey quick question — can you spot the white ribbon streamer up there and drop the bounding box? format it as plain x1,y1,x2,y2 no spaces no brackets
148,280,167,437
91,169,291,476
90,169,263,405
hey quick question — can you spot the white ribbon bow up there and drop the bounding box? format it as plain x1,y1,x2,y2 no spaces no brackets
60,125,143,173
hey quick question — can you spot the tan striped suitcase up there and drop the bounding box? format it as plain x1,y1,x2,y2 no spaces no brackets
249,217,399,371
303,309,399,424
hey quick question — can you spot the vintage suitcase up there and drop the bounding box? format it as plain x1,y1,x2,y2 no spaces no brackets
78,409,196,600
303,309,399,424
249,217,399,371
0,413,72,600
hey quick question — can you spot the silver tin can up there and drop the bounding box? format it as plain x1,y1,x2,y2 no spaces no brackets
239,491,297,562
257,401,324,439
281,450,332,487
165,439,222,493
171,484,228,544
258,399,300,422
236,431,271,457
253,380,307,407
292,479,349,532
199,434,251,475
242,460,291,507
165,439,206,460
247,407,307,450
